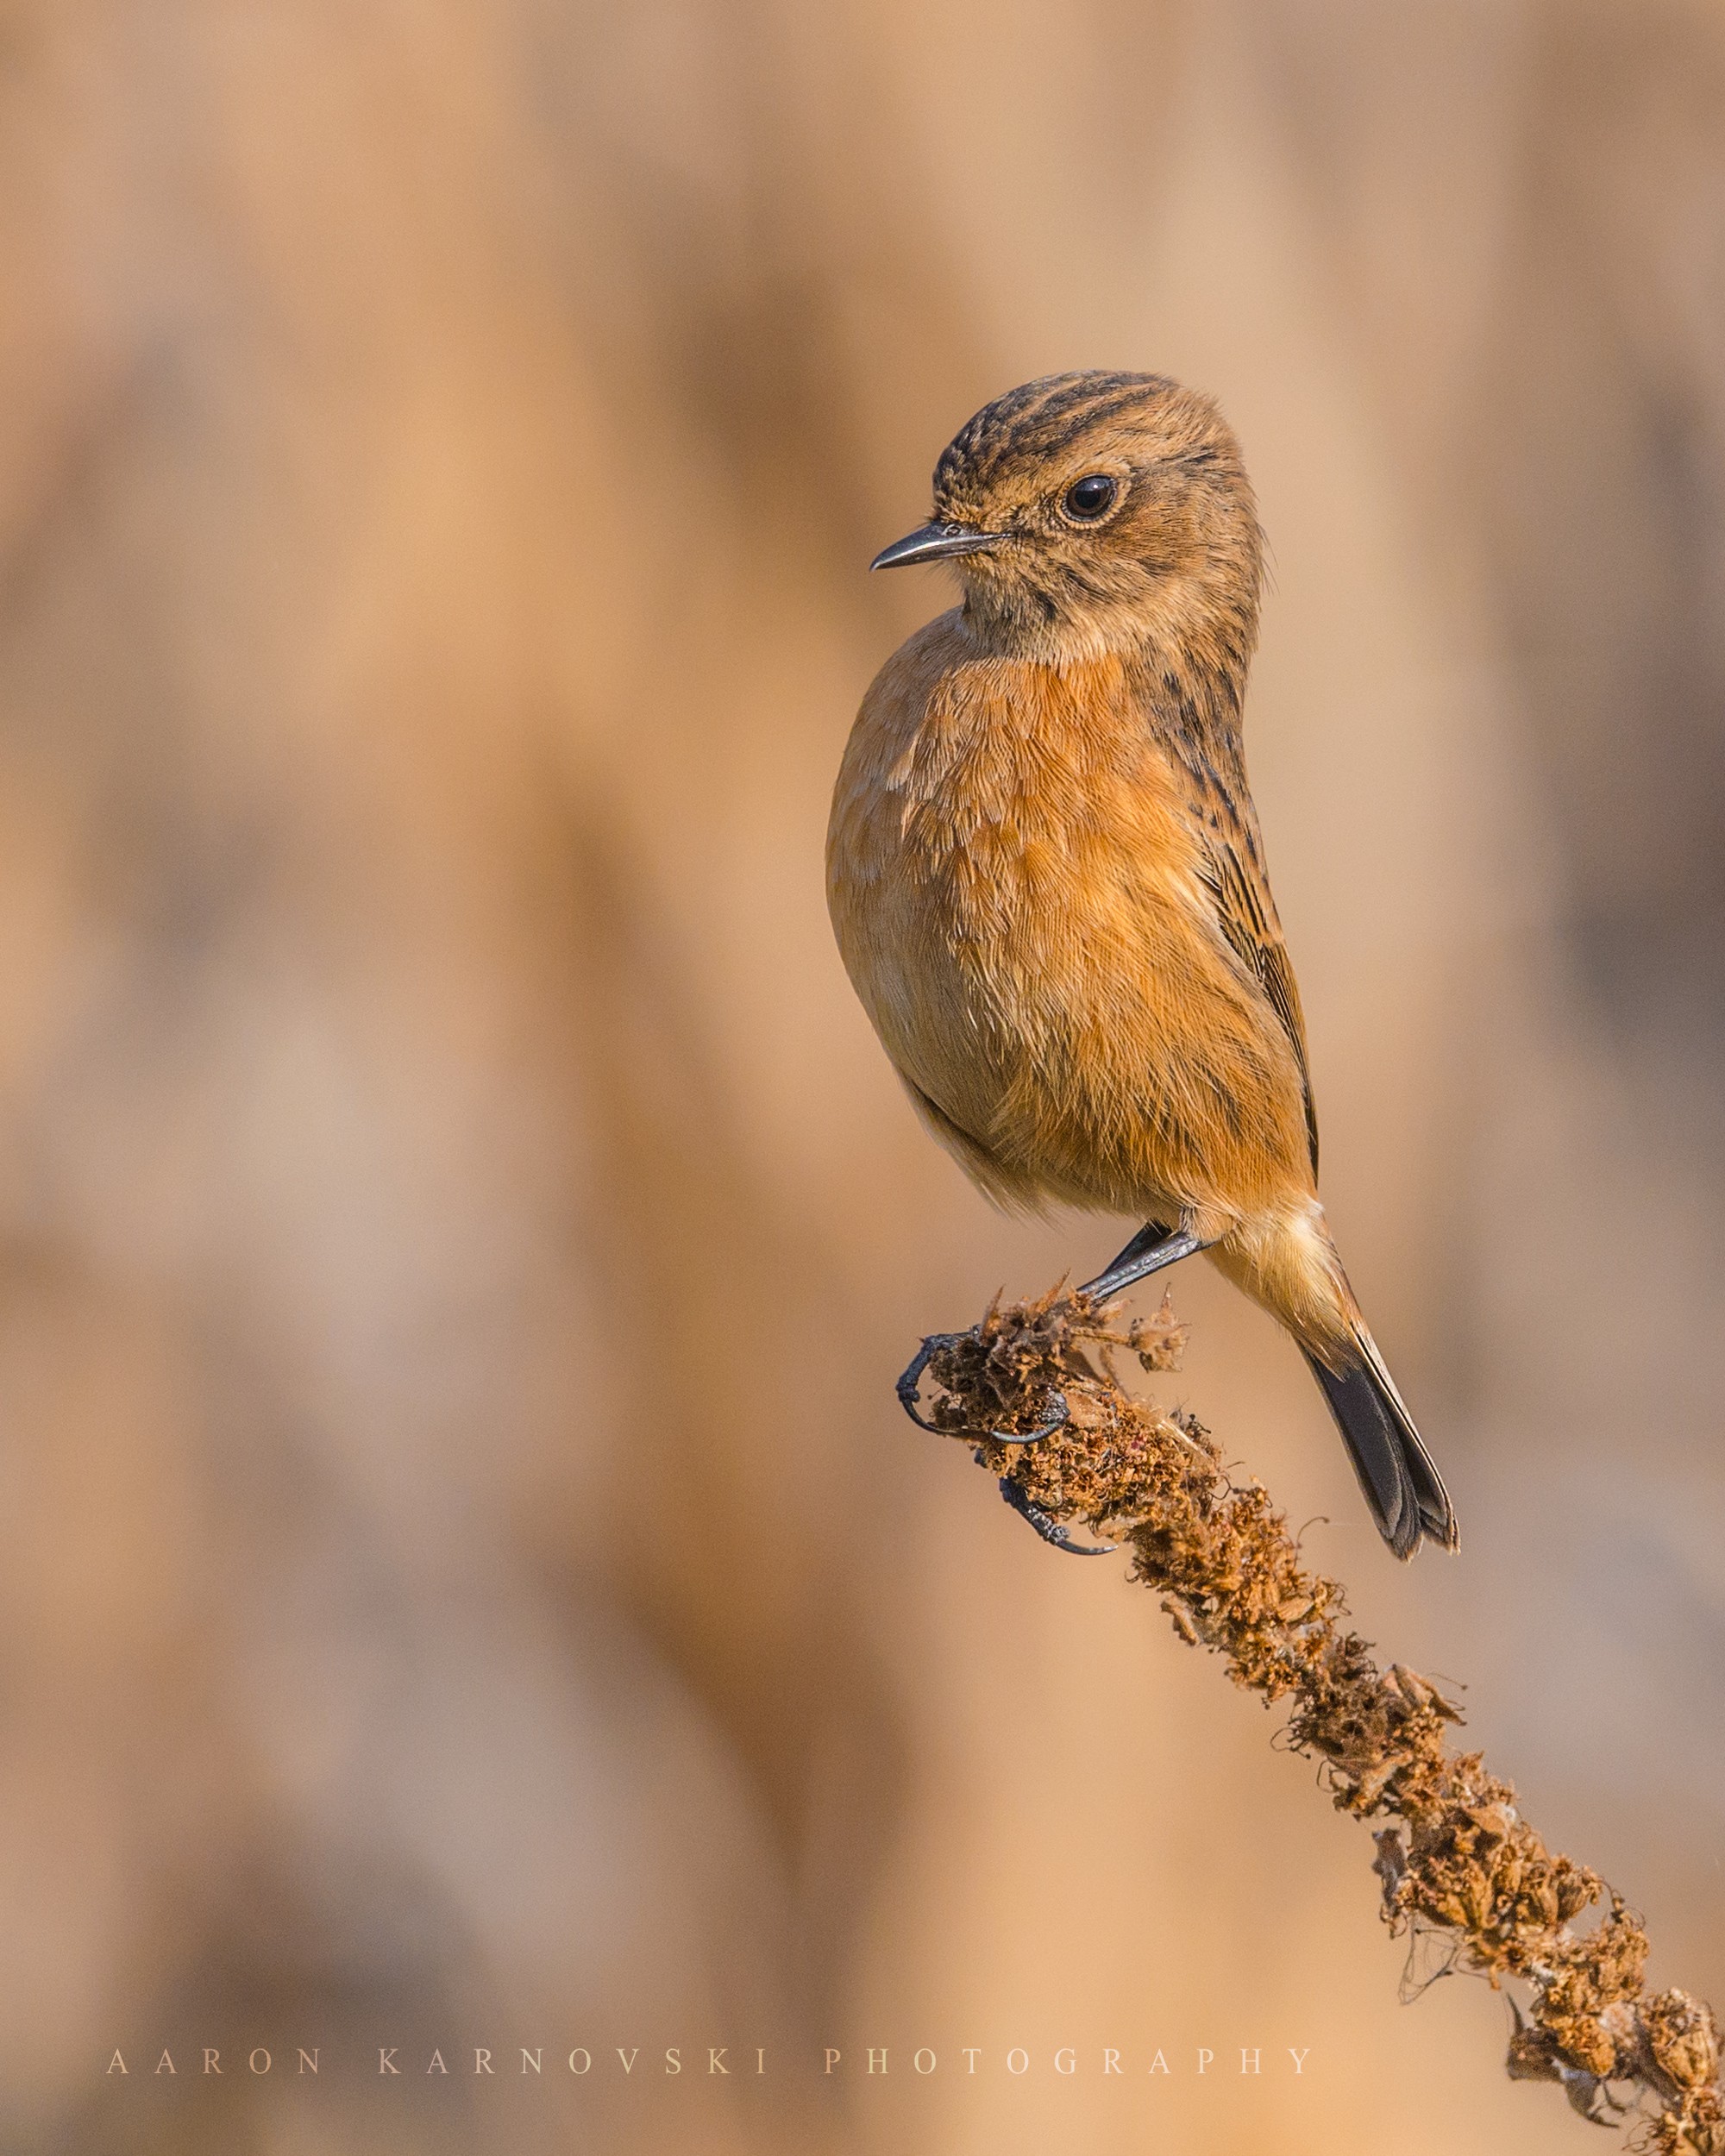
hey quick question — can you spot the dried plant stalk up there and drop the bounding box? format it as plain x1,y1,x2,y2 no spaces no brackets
914,1288,1722,2154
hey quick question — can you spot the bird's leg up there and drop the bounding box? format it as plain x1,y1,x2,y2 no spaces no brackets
896,1332,1069,1443
994,1466,1115,1557
1078,1219,1209,1304
900,1219,1206,1554
898,1220,1205,1447
980,1219,1209,1562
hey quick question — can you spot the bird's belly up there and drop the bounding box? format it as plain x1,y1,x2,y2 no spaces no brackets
841,818,1306,1222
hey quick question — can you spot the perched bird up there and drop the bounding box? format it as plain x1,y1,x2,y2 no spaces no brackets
826,371,1457,1560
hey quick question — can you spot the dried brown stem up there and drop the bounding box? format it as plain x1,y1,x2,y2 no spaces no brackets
913,1288,1722,2153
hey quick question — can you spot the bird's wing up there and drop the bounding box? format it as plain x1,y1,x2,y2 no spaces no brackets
1193,802,1320,1178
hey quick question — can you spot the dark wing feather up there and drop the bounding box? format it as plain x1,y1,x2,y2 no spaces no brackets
1193,796,1320,1179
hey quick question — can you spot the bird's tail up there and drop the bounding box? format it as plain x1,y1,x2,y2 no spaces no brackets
1302,1325,1458,1561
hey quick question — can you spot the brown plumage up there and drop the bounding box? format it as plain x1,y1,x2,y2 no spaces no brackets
827,371,1457,1559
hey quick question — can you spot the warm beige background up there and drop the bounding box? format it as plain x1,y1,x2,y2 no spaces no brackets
3,3,1723,2151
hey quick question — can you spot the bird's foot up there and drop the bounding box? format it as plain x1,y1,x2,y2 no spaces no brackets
894,1332,958,1432
994,1468,1115,1557
896,1330,1069,1443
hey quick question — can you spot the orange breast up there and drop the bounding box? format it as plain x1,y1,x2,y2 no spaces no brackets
826,611,1314,1224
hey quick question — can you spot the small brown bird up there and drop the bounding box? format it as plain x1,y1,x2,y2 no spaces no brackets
827,372,1457,1560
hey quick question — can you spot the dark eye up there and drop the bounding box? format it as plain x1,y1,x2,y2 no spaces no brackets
1062,473,1118,521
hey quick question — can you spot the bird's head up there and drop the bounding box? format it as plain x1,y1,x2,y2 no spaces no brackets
872,372,1263,668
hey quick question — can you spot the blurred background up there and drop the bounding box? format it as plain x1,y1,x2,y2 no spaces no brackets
3,2,1723,2150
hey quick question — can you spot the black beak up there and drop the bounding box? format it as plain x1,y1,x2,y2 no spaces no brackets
869,520,1003,572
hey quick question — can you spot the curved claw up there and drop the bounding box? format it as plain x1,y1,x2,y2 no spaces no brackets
896,1334,1070,1444
999,1475,1116,1557
895,1332,960,1432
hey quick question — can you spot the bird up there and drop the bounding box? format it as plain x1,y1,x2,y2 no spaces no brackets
825,371,1457,1561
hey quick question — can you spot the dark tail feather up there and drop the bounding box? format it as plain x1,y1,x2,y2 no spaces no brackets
1302,1328,1458,1560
